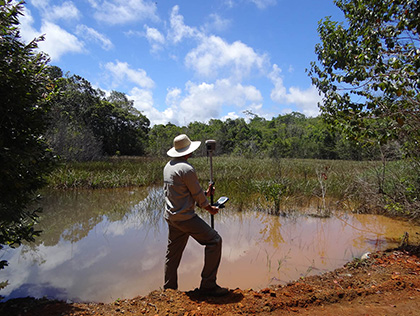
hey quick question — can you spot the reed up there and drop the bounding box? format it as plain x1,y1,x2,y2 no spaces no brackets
194,157,382,214
48,157,377,196
47,156,419,220
47,157,166,189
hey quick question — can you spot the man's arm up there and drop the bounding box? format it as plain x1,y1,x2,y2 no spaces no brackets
183,168,218,214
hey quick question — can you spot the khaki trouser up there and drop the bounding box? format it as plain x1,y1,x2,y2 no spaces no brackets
164,215,222,290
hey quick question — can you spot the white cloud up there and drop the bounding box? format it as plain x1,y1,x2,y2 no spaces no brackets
39,22,84,60
129,79,263,126
129,87,174,126
76,25,113,50
19,6,84,61
48,1,80,21
129,87,154,111
221,111,240,121
92,0,158,25
201,13,231,33
185,35,269,80
175,79,263,125
168,5,199,44
144,26,165,44
269,64,287,100
30,0,80,21
144,25,165,52
284,86,322,117
105,61,155,89
19,6,38,40
269,64,321,117
165,87,182,107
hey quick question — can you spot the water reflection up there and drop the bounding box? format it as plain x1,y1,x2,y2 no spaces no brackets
1,187,419,303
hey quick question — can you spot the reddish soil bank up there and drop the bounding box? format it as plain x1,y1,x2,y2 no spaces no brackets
1,245,420,315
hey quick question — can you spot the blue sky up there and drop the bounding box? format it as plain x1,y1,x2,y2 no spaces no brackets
19,0,344,126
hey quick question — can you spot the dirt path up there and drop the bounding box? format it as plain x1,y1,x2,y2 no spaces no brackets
1,245,420,315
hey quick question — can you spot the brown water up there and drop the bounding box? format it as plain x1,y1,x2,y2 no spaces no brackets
0,187,419,303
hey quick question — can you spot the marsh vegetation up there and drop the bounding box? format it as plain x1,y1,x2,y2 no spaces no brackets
47,156,420,221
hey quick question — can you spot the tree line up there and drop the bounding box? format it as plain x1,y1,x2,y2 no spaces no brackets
147,113,391,160
44,67,393,162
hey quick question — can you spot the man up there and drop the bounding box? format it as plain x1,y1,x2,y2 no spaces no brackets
163,134,228,297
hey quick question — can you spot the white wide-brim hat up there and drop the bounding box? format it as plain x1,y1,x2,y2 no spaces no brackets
167,134,201,158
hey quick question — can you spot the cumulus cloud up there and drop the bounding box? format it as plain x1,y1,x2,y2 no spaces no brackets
31,0,80,21
127,77,263,126
129,87,154,112
168,5,199,44
130,87,178,126
105,61,155,89
91,0,158,25
182,79,261,108
19,6,84,61
269,64,321,117
170,79,262,125
144,25,165,52
165,88,182,108
185,35,269,80
76,25,113,50
39,22,84,60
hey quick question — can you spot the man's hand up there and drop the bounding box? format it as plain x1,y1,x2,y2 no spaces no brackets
205,182,215,197
205,205,219,215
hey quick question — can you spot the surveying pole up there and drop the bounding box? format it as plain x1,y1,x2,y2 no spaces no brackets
205,139,216,228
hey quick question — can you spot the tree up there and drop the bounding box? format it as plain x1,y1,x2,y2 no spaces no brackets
147,123,183,156
0,1,55,275
104,91,150,156
46,73,104,161
47,73,150,160
309,0,420,158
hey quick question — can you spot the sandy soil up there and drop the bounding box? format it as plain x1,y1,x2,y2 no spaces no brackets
1,244,420,316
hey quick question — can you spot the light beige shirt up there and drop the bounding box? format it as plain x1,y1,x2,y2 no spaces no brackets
163,157,209,221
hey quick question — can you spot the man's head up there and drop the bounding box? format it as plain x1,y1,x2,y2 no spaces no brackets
167,134,201,158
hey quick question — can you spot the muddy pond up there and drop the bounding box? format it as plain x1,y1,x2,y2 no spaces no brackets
1,186,419,303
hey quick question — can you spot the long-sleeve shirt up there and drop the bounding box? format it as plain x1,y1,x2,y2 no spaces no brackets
163,157,209,221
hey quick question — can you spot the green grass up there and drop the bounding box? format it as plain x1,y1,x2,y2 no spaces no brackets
46,156,420,220
47,157,166,189
194,157,382,212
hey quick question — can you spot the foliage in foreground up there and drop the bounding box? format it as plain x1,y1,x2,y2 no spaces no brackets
0,1,55,275
309,0,420,159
